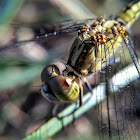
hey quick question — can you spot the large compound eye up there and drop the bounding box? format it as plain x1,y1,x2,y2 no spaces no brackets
41,76,79,102
49,76,79,102
41,84,60,102
41,64,60,84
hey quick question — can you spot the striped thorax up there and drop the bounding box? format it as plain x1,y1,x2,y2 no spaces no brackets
66,17,125,76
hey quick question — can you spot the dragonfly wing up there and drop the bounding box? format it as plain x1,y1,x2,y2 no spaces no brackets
0,18,96,51
96,35,140,139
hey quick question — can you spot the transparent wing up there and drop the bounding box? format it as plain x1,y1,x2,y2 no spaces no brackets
95,35,140,139
0,18,96,52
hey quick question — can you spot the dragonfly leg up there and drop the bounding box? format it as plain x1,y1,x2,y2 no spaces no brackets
122,33,140,76
81,77,93,104
78,80,83,107
82,77,93,94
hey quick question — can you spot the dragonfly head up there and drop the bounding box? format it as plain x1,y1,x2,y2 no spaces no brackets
41,84,60,102
41,65,80,102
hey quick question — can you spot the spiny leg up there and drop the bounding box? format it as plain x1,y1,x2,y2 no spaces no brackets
78,79,83,107
82,77,93,94
81,77,93,104
122,33,140,76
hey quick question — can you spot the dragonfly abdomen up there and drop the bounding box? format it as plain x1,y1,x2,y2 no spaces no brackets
115,0,140,28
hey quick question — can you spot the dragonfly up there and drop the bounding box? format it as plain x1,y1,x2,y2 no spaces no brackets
40,0,140,139
0,0,140,139
41,1,140,104
40,1,140,139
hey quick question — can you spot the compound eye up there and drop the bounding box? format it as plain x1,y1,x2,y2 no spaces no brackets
41,84,60,102
41,64,60,84
52,65,60,75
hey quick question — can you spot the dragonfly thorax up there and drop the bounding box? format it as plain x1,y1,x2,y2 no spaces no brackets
80,17,126,45
66,17,126,76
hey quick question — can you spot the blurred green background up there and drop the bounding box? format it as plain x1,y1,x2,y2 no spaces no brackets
0,0,139,140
